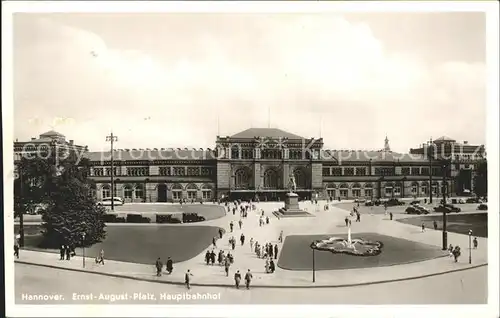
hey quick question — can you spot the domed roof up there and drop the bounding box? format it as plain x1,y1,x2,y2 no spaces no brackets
39,130,65,138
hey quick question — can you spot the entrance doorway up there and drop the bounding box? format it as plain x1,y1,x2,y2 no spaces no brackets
157,184,168,202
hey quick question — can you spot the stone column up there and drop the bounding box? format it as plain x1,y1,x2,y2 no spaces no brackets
253,164,261,189
282,164,290,189
146,183,157,202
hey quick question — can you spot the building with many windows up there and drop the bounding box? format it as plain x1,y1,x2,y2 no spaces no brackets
14,128,486,203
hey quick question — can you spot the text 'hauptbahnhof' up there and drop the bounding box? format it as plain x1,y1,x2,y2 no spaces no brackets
14,128,485,203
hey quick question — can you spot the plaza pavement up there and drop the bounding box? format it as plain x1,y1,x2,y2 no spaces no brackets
14,200,488,288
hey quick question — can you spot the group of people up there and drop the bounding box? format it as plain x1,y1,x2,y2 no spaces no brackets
59,245,76,260
205,249,234,266
155,256,174,276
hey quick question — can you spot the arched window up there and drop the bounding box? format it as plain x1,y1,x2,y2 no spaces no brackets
352,183,361,198
293,168,307,189
134,184,144,200
201,184,212,200
384,182,394,197
186,184,198,200
234,168,250,189
339,183,348,198
325,183,336,199
394,182,402,196
411,182,419,195
124,184,133,199
171,184,183,201
364,183,373,199
263,169,279,189
101,184,111,199
420,182,428,195
432,181,439,195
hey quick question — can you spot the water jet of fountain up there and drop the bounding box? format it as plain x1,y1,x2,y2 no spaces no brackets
347,224,352,247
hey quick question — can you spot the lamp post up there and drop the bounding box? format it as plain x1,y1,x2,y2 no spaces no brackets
82,232,86,268
312,246,316,283
427,139,434,204
468,230,472,264
441,160,448,250
106,133,118,211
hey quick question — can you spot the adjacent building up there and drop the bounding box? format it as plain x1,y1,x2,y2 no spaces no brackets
14,128,486,203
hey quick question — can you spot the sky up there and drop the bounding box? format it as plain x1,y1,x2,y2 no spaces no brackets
12,12,487,153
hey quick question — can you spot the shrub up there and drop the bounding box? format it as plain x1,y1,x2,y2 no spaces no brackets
156,214,182,224
103,214,117,223
182,212,206,223
126,214,143,223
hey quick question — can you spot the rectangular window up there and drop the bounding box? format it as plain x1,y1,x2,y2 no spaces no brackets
93,168,104,176
231,148,239,159
344,168,354,176
126,167,149,176
187,190,197,199
421,167,430,175
159,167,171,176
172,191,182,200
355,167,367,176
401,167,410,175
352,189,361,197
322,167,331,176
241,149,254,159
124,187,133,199
173,167,186,176
411,167,420,175
421,186,428,195
332,168,342,176
385,187,393,195
394,186,401,195
201,167,212,176
202,190,212,199
289,150,302,160
339,189,348,197
327,189,335,198
186,167,199,176
365,189,372,198
411,186,417,194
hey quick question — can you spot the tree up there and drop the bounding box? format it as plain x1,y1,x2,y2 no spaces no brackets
15,153,106,248
473,160,487,198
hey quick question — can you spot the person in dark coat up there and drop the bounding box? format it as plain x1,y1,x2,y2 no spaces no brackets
356,212,361,222
473,237,478,249
433,220,438,230
166,257,173,274
185,269,193,289
345,217,349,227
274,244,278,260
155,258,163,276
65,245,71,260
205,250,210,265
269,244,274,259
245,269,253,289
59,245,65,260
230,221,234,232
240,233,245,246
234,270,241,289
219,228,224,239
389,212,393,220
14,244,20,259
269,259,275,273
210,250,216,265
217,250,223,265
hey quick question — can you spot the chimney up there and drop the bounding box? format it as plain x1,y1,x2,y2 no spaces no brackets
69,140,74,145
463,141,468,144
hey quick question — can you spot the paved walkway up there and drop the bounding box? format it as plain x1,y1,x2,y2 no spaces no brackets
14,200,487,287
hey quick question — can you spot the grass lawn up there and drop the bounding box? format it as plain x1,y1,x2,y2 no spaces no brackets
278,233,448,271
397,213,488,238
14,224,222,265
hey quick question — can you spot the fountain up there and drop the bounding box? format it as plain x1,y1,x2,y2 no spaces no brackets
347,225,353,248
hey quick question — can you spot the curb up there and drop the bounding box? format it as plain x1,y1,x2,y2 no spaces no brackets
15,260,488,289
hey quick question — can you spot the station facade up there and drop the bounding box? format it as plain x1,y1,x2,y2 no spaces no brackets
14,128,486,203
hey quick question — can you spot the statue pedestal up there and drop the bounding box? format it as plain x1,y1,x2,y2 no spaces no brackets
276,192,312,217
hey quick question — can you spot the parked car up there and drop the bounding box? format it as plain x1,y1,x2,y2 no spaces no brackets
477,203,488,211
405,206,420,214
98,197,124,207
386,198,405,206
373,199,383,206
414,205,430,214
365,200,374,206
434,204,461,213
410,200,421,205
465,197,481,204
354,198,366,203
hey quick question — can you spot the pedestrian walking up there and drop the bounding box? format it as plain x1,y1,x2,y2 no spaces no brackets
219,228,224,239
234,270,241,289
250,238,254,251
240,233,245,246
59,245,65,260
65,245,71,260
96,249,105,265
205,250,210,265
274,244,278,260
14,243,20,259
448,244,454,257
266,216,270,224
185,269,193,289
356,213,361,222
433,220,438,230
166,257,173,274
155,257,163,276
452,246,461,263
421,223,425,232
473,237,478,249
389,212,393,220
212,236,217,248
238,219,243,229
345,217,349,227
224,259,230,277
269,259,275,273
230,221,234,232
245,269,253,289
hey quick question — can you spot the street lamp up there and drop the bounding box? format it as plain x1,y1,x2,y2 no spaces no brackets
441,160,449,250
82,232,86,268
105,133,118,211
426,139,434,204
468,229,472,264
312,246,316,283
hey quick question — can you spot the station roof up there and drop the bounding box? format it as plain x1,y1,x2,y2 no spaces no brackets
230,128,305,140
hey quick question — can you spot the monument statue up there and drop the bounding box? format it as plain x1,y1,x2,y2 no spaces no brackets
288,171,297,193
